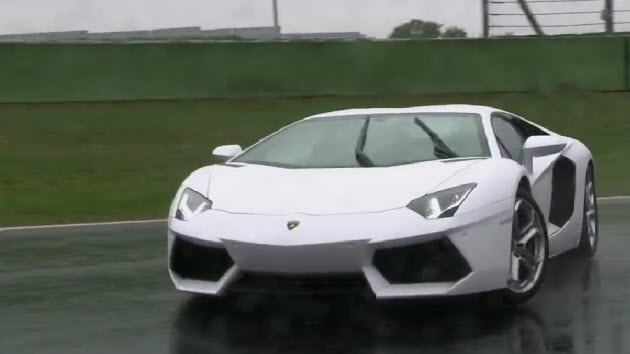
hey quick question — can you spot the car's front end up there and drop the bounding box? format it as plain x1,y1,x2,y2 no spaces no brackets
167,109,523,299
167,162,515,299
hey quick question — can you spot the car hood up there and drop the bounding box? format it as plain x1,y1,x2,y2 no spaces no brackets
206,159,483,215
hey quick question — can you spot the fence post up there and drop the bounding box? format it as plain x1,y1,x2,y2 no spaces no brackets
516,0,544,36
625,37,629,91
482,0,489,38
604,0,614,34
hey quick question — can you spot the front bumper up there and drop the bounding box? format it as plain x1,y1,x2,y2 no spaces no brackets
168,199,513,299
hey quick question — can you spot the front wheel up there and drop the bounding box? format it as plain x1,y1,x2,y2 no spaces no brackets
575,165,598,257
503,189,549,305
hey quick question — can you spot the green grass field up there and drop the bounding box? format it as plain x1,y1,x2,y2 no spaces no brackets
2,92,629,226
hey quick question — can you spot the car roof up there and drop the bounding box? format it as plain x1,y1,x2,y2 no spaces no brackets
304,105,501,120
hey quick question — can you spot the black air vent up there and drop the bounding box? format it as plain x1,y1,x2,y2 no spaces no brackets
170,234,233,282
229,273,369,294
373,237,471,284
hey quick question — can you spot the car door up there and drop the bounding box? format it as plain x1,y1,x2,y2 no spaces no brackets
491,113,557,232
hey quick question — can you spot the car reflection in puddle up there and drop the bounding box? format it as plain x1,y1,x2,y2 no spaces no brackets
171,256,620,354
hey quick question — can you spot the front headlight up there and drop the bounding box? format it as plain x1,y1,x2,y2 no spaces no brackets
407,183,477,219
175,188,213,221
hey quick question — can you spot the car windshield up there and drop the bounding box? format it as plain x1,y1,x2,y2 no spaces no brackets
234,113,490,168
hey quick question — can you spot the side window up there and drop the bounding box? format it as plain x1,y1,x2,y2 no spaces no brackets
492,116,526,164
511,116,548,138
497,140,510,159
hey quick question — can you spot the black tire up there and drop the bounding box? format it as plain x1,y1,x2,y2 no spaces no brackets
575,164,598,258
486,188,549,308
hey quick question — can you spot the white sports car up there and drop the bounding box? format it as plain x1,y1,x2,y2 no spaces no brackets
167,105,598,304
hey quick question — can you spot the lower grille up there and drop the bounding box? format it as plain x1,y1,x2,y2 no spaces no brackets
373,237,471,284
170,234,234,282
229,272,369,295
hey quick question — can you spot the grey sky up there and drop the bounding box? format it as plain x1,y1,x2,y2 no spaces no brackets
0,0,479,38
1,0,630,38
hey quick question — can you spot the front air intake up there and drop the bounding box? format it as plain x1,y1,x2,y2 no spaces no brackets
229,272,369,295
170,234,234,282
373,237,471,284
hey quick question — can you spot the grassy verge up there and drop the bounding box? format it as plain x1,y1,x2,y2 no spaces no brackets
1,92,629,226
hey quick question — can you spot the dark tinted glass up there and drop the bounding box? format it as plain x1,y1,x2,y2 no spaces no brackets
492,116,526,163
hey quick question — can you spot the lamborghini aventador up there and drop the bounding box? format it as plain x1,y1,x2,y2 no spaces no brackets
167,105,598,304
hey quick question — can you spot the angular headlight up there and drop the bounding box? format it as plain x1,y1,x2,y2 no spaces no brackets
407,183,477,219
175,188,213,221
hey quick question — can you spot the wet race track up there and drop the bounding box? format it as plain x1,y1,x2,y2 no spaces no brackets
1,199,629,354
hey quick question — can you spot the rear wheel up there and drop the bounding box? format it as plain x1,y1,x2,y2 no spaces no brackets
575,165,598,257
503,189,549,305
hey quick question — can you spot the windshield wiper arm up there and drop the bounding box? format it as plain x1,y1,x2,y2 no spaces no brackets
355,117,375,167
413,117,458,159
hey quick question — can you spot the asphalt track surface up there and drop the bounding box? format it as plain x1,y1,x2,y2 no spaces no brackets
1,200,630,354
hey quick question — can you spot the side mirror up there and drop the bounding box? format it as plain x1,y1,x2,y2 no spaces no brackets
523,135,567,173
212,145,242,161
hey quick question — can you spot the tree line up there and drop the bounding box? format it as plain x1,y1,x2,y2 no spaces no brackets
389,19,467,39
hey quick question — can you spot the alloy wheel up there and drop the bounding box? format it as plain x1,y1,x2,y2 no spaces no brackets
508,198,546,294
584,172,598,248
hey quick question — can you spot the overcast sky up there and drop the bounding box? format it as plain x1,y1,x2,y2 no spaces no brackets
1,0,629,38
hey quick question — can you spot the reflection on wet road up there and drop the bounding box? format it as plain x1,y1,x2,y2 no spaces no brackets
1,200,629,354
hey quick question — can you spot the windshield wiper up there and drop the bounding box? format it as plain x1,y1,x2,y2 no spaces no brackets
413,117,458,159
355,117,375,167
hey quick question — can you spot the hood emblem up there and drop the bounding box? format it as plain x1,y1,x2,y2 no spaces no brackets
287,221,300,231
